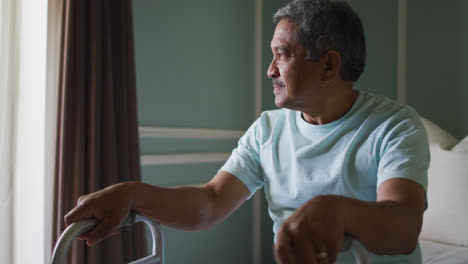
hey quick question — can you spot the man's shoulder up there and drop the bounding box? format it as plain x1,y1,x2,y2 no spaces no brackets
258,108,289,124
352,91,426,144
260,108,283,118
359,91,399,110
357,92,426,145
358,91,420,121
252,109,297,137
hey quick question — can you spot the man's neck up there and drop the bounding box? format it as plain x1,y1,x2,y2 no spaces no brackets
301,88,358,125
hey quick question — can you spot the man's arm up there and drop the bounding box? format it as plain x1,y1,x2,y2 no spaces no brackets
64,170,250,246
343,178,425,255
275,178,425,264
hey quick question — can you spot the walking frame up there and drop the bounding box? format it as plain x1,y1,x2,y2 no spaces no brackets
51,212,369,264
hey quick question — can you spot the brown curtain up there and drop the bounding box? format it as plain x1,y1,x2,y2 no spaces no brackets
52,0,147,263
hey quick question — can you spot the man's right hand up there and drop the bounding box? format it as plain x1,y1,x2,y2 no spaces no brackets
64,182,134,246
63,171,251,246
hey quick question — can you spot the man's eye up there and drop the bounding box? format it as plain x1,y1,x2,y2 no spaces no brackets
278,52,290,59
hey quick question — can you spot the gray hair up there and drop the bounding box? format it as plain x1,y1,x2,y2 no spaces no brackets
273,0,366,82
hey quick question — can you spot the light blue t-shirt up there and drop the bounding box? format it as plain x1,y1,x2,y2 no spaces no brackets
220,91,430,263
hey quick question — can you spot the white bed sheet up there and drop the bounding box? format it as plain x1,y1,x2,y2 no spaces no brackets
420,239,468,264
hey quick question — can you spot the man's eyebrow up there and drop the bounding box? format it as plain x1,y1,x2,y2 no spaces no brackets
272,45,288,53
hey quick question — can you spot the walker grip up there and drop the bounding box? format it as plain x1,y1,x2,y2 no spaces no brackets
51,212,164,264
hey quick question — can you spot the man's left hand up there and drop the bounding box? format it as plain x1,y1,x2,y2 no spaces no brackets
274,195,345,264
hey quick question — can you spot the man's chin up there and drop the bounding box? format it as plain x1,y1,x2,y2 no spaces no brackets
275,97,302,111
274,97,288,109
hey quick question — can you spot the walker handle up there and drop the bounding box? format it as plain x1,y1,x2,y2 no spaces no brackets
51,212,164,264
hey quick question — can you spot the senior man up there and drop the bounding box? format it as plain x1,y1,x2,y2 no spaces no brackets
65,0,429,263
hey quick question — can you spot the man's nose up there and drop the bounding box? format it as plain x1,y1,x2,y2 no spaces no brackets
267,60,279,79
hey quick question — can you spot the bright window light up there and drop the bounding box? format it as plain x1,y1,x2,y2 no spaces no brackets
13,0,48,263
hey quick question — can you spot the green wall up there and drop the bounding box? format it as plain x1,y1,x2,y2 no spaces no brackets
407,0,468,139
134,0,255,130
349,0,398,100
133,0,256,263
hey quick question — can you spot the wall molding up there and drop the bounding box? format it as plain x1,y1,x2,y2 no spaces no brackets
141,152,231,166
139,126,244,140
44,0,63,263
254,0,263,120
397,0,407,105
253,0,263,263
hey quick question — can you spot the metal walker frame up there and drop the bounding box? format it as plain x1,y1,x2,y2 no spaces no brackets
51,212,370,264
52,213,164,264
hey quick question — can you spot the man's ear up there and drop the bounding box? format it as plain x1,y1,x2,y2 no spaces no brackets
322,50,342,81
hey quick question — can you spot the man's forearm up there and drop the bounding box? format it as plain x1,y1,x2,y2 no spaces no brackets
64,171,249,246
124,182,217,231
340,196,423,255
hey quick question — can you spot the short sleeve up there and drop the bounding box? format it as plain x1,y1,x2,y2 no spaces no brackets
220,118,264,198
377,109,430,193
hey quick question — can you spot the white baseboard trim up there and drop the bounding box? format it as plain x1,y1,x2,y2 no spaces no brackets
139,126,244,140
141,152,231,166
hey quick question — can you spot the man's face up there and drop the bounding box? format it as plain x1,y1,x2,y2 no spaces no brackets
268,19,325,110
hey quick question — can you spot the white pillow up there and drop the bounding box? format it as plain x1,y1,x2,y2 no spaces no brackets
452,136,468,152
420,117,458,149
420,144,468,246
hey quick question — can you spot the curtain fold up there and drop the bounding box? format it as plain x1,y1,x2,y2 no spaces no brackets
53,0,146,263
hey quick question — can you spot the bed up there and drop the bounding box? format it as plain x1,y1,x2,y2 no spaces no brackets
419,118,468,263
